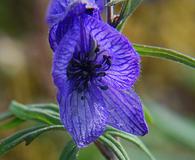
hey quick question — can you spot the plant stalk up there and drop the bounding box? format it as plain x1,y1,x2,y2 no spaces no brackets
95,141,117,160
106,0,114,24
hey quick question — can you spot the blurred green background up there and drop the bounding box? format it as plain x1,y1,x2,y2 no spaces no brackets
0,0,195,160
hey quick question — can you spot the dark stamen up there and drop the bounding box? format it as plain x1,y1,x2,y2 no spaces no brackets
81,96,85,100
67,45,111,92
96,72,106,77
95,47,100,53
99,85,109,90
95,64,102,68
85,8,94,15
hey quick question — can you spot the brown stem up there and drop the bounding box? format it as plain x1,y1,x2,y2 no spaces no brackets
95,141,117,160
106,0,114,25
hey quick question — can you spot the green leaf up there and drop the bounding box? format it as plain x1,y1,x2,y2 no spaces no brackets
106,127,156,160
28,103,59,113
10,101,61,125
0,112,13,121
0,118,24,130
120,0,143,18
134,44,195,69
144,106,153,125
24,125,64,145
99,136,127,160
29,103,60,118
147,101,195,150
117,0,143,31
106,0,125,6
59,140,79,160
0,125,64,157
104,134,130,160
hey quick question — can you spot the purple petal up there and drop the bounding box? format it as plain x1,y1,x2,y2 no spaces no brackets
58,84,107,148
47,0,99,27
47,0,72,27
48,2,87,51
95,0,105,11
49,15,75,51
84,16,141,89
52,20,80,91
49,24,58,51
102,87,148,136
47,0,85,27
48,2,101,51
88,0,105,11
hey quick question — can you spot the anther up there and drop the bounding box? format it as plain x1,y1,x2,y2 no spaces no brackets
96,72,106,77
99,85,109,90
95,64,102,68
81,96,85,100
85,8,94,15
95,47,100,53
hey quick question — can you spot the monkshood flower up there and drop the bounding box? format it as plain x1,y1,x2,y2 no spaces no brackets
47,0,103,51
47,0,148,147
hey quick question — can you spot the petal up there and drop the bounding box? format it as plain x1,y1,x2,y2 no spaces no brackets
47,0,99,27
58,84,107,147
49,24,58,51
48,2,86,51
47,0,72,27
85,0,104,11
52,20,80,91
95,0,105,11
48,3,101,51
49,16,75,51
102,87,148,136
84,16,140,89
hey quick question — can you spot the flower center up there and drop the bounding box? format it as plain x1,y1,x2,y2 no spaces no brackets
67,47,111,92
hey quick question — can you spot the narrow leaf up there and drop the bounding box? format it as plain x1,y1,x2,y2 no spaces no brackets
106,127,156,160
0,118,24,130
24,125,64,145
144,106,153,125
59,140,79,160
104,134,130,160
117,0,143,31
0,125,64,156
106,0,125,6
0,112,13,121
134,44,195,68
99,136,127,160
28,103,59,113
121,0,143,17
10,101,61,125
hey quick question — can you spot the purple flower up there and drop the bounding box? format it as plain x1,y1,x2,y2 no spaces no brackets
47,0,148,148
47,1,101,51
